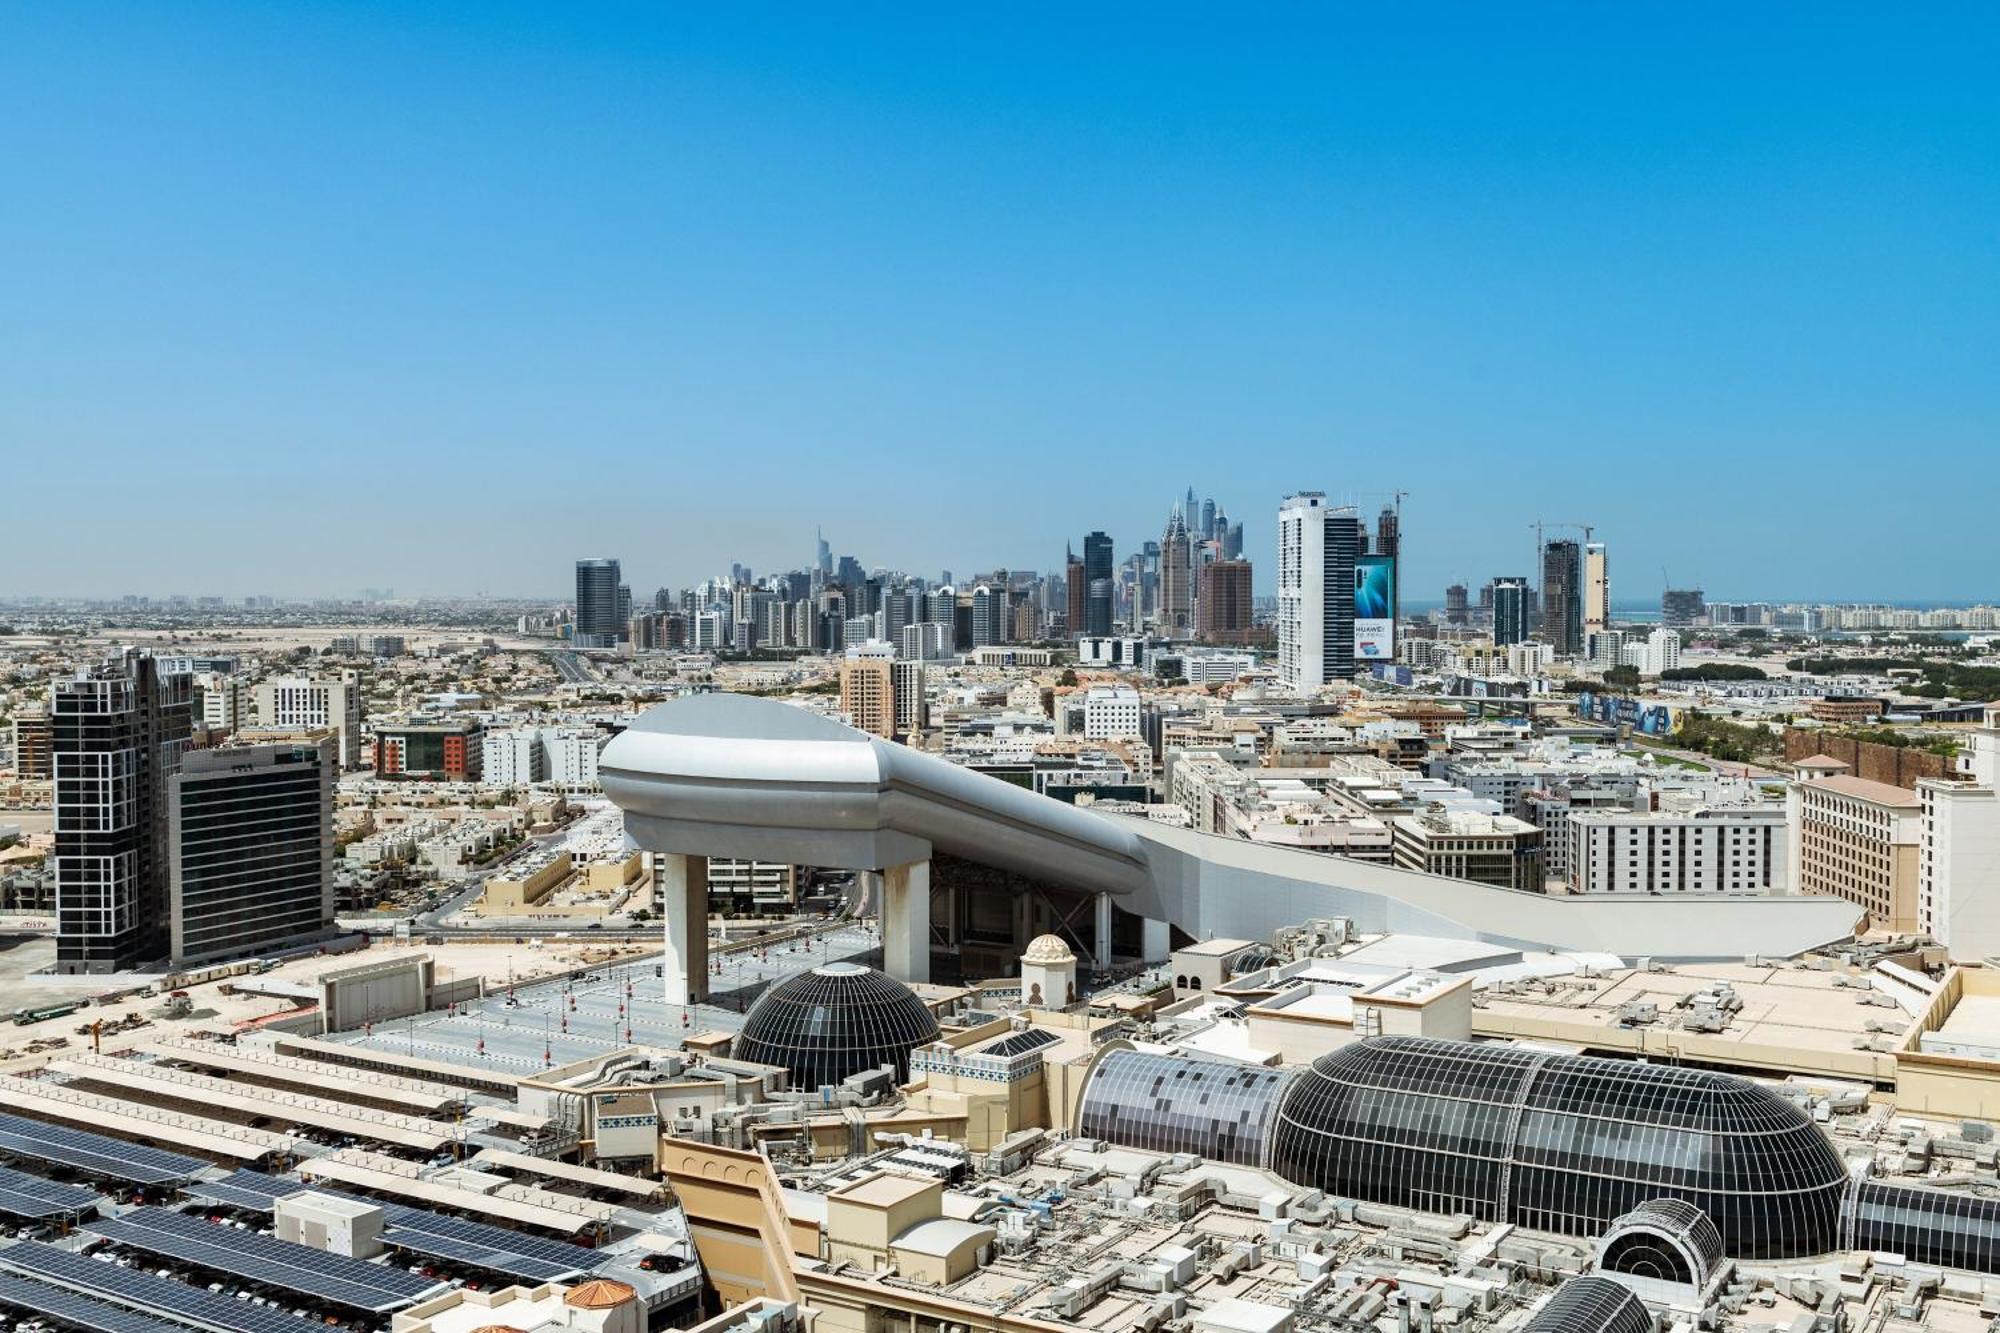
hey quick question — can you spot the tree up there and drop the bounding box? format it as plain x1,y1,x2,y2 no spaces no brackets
1602,664,1641,690
1056,668,1079,687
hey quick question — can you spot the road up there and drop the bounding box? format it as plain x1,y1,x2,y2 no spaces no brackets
548,650,595,684
1634,739,1789,781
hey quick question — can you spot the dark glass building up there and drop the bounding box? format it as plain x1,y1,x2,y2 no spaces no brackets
1493,578,1531,646
168,739,334,964
1082,531,1114,637
1268,1036,1847,1260
733,962,941,1089
1540,539,1584,657
51,655,193,974
574,557,626,648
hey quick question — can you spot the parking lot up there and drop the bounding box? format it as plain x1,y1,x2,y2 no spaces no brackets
330,923,881,1074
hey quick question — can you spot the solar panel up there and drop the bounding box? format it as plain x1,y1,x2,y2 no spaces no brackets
0,1161,100,1218
181,1169,306,1211
84,1209,444,1312
0,1271,191,1333
0,1240,324,1333
0,1110,207,1186
378,1216,588,1280
383,1206,600,1270
183,1169,597,1282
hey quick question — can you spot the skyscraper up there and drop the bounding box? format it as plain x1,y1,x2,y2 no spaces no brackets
1082,531,1114,637
1278,493,1362,691
1584,541,1609,636
1376,504,1402,625
574,558,625,648
816,529,832,577
1662,588,1707,629
1492,578,1531,646
1064,546,1086,638
1199,497,1216,542
1159,508,1193,638
1539,539,1584,657
1223,519,1244,560
1197,558,1255,645
1444,583,1469,626
52,655,193,973
970,584,1008,647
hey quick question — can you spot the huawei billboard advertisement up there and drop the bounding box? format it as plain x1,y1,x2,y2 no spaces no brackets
1354,555,1395,661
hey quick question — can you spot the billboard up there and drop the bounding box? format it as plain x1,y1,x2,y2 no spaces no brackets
1354,555,1396,661
1575,691,1681,737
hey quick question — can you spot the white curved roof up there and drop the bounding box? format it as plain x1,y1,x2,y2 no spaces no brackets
891,1217,995,1257
601,693,1862,962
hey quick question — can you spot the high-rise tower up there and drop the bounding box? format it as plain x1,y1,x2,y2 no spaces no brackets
1376,504,1402,626
574,558,626,648
1584,541,1610,635
1278,493,1362,691
1065,545,1086,639
1082,531,1114,637
52,655,193,973
1539,540,1584,657
1160,508,1193,638
1492,578,1531,646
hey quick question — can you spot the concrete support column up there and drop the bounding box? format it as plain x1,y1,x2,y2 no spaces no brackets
1093,892,1114,972
880,859,931,984
660,853,710,1006
1141,916,1171,964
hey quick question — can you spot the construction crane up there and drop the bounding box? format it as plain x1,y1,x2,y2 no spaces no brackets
1533,521,1594,549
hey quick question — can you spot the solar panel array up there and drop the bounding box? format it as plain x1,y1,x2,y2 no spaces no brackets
86,1209,444,1311
0,1110,206,1185
183,1169,304,1211
381,1211,594,1281
185,1168,597,1280
0,1160,100,1218
0,1240,326,1333
0,1271,191,1333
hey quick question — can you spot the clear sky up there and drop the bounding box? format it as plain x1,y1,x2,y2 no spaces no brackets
3,4,1996,603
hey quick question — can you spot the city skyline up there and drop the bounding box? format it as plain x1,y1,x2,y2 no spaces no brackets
4,7,1998,602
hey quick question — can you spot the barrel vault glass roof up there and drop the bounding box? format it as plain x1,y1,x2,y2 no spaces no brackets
1521,1276,1654,1333
1269,1035,1849,1259
1076,1049,1296,1167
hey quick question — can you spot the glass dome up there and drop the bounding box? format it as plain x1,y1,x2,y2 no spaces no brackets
1268,1035,1849,1259
732,962,941,1089
1521,1276,1653,1333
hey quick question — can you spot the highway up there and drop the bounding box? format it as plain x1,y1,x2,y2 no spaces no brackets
547,650,595,684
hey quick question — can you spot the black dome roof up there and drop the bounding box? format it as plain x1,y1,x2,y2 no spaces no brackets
732,962,941,1089
1521,1277,1653,1333
1269,1035,1849,1259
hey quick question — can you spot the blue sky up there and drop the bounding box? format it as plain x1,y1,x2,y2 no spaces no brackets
2,4,1996,602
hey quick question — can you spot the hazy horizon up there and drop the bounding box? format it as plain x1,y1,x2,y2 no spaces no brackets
5,6,1997,603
